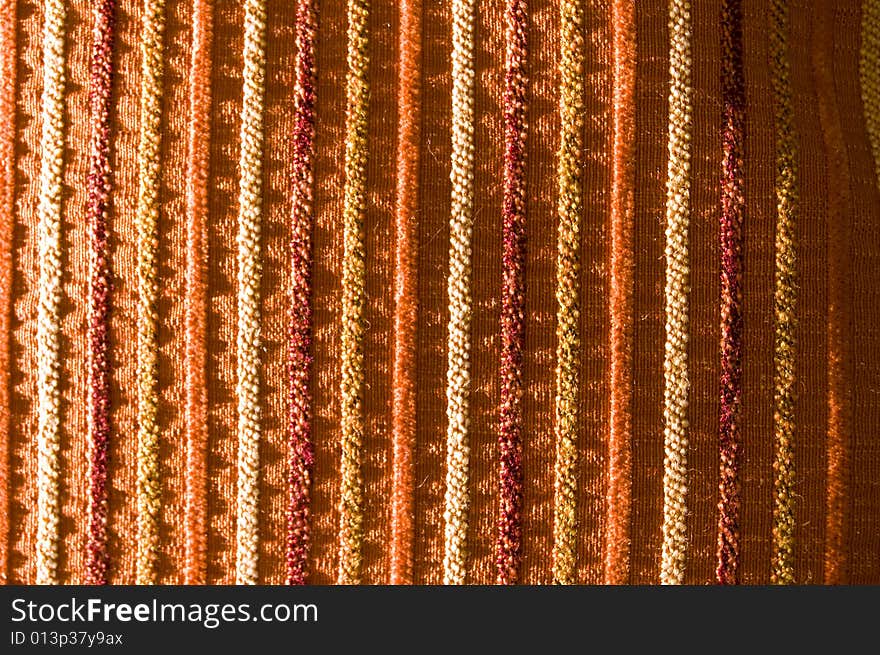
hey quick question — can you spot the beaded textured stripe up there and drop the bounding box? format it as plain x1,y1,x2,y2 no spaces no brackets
0,0,16,586
338,0,369,586
287,0,317,587
35,0,68,586
0,0,878,587
661,0,694,586
134,0,166,585
85,0,117,586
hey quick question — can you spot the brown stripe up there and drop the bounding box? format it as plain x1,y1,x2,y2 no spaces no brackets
0,0,15,585
605,0,635,586
85,0,116,586
183,0,212,586
390,0,420,586
813,0,853,585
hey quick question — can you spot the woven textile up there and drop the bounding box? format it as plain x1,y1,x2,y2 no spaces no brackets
1,0,879,585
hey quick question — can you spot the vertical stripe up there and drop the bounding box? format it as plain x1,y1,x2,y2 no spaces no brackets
135,0,165,586
287,0,316,587
443,0,476,586
716,0,745,585
183,0,212,586
660,0,694,586
865,0,880,180
605,0,635,586
0,0,16,586
338,0,369,585
85,0,116,586
497,0,526,586
553,0,583,586
34,0,67,586
235,0,267,586
390,0,420,586
814,0,852,586
769,0,798,585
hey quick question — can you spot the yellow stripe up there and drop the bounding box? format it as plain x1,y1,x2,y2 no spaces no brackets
234,0,268,586
553,0,584,586
338,0,369,585
660,0,694,586
35,0,67,586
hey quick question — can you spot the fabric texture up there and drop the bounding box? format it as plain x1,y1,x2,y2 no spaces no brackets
1,0,879,585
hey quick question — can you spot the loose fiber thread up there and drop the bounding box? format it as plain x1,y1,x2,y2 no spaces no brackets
769,0,798,586
35,0,67,586
85,0,117,586
497,0,527,586
338,0,369,585
864,0,880,181
0,0,17,586
814,0,852,586
553,0,584,586
443,0,476,586
235,0,268,586
660,0,694,586
390,0,420,586
716,0,745,586
135,0,165,586
183,0,212,586
287,0,317,586
605,0,636,586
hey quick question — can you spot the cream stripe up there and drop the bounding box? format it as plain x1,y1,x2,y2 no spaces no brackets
660,0,693,586
35,0,67,586
235,0,267,586
443,0,476,586
135,0,165,585
338,0,369,585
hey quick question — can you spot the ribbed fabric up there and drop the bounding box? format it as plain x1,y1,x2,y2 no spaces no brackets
287,0,317,587
0,0,16,586
716,0,745,586
85,0,116,586
338,0,369,585
660,0,694,586
814,0,852,586
553,0,583,586
443,0,476,587
35,0,68,586
134,0,165,585
605,0,635,586
183,0,212,586
390,0,420,586
496,0,526,586
235,0,268,586
769,0,798,586
865,1,880,180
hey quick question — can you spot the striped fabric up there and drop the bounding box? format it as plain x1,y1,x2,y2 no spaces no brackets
1,1,879,585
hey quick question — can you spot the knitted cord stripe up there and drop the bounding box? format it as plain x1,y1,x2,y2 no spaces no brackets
390,0,420,586
287,0,317,586
0,0,16,586
660,0,694,586
85,0,117,586
605,0,635,586
553,0,584,586
134,0,165,585
864,0,880,181
183,0,212,586
814,0,852,586
235,0,268,586
716,0,745,586
338,0,369,585
35,0,67,586
496,0,526,587
443,0,476,586
769,0,798,586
